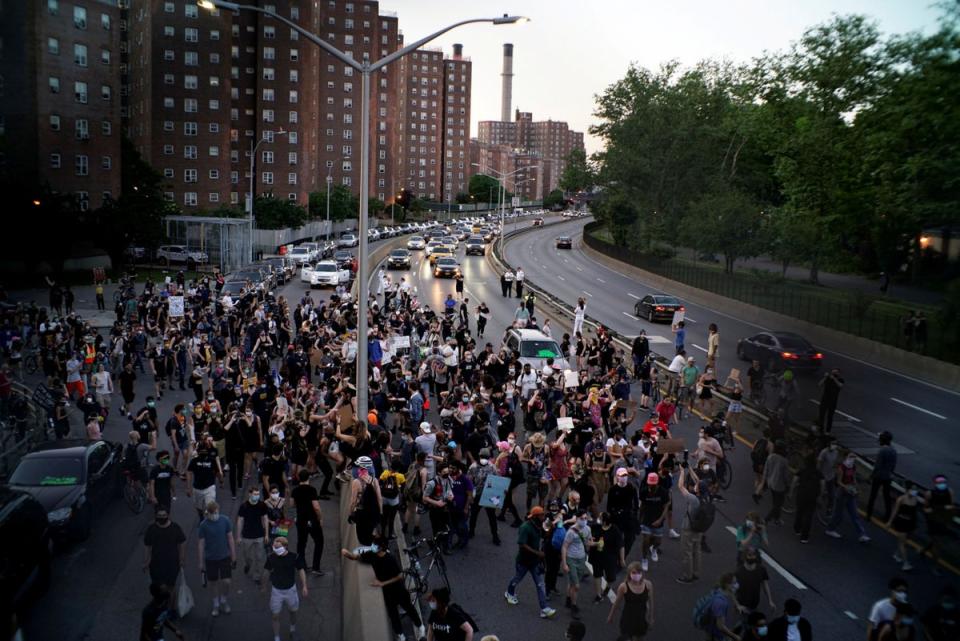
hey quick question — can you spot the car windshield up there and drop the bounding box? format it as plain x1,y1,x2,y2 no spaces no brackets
314,263,336,272
410,236,424,242
233,271,260,280
654,296,680,305
437,258,457,266
223,282,245,292
11,457,83,486
520,340,562,359
391,250,408,257
334,252,351,260
291,248,309,254
777,335,810,349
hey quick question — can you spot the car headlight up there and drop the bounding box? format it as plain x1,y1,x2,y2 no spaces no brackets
47,507,73,523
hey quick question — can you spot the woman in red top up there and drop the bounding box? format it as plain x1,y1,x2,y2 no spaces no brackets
548,430,571,501
655,397,678,425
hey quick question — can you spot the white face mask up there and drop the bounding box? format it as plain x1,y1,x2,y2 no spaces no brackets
630,572,642,582
274,546,287,556
270,492,280,500
206,512,219,521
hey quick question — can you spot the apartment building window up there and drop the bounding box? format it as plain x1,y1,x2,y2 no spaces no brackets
344,66,354,77
289,49,299,61
343,130,352,140
288,132,298,144
342,145,352,156
48,0,59,15
344,82,352,93
262,151,273,164
48,37,59,55
50,115,61,131
289,70,298,83
263,68,275,81
343,114,352,124
164,26,175,37
288,173,297,185
184,51,198,66
208,192,220,203
209,100,220,111
76,155,89,176
210,169,220,179
101,85,111,101
184,75,198,89
164,168,174,179
163,49,174,61
76,119,89,139
163,97,174,108
326,129,333,136
74,6,87,29
345,3,354,13
210,29,220,41
163,73,174,85
288,152,297,165
184,192,198,206
289,111,298,123
263,88,275,102
74,44,88,67
342,177,352,186
163,145,174,155
263,109,275,122
184,3,198,18
344,35,354,45
230,150,239,162
77,192,90,211
231,171,239,184
101,49,111,64
184,169,197,183
262,172,273,185
184,145,197,159
263,47,275,60
184,27,198,43
209,76,220,87
184,122,198,136
289,90,298,103
50,154,61,169
101,156,112,170
183,98,197,113
74,81,87,103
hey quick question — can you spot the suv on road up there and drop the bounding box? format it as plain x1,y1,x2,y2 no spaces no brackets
465,238,485,256
503,328,569,372
155,245,208,267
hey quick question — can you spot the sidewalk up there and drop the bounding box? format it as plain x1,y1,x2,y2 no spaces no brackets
675,248,945,306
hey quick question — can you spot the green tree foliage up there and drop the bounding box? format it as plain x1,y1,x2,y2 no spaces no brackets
543,189,566,210
591,9,960,284
468,174,502,204
559,148,594,193
308,185,356,222
253,196,308,229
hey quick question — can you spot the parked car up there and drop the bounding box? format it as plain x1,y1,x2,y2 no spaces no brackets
433,257,461,278
338,233,359,247
556,236,573,249
155,245,208,267
230,267,274,292
288,246,315,265
333,250,354,269
407,235,426,250
124,245,147,262
8,439,122,542
737,331,823,371
465,239,485,256
387,248,412,270
301,260,352,288
632,294,684,323
503,328,569,371
0,487,51,615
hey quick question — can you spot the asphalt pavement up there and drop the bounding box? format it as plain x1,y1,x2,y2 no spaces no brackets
503,217,960,485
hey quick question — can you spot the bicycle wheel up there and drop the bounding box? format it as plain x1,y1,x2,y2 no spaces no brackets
124,482,145,514
431,555,451,593
403,567,425,596
717,458,733,491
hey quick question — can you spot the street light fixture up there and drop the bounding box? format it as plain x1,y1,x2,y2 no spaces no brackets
471,164,528,252
200,0,527,422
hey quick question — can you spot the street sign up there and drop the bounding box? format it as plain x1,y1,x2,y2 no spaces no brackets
511,196,520,207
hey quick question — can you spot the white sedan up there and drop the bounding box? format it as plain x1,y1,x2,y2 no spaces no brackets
406,235,426,250
301,260,351,288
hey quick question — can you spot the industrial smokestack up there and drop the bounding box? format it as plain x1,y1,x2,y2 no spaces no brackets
452,43,463,59
501,43,514,122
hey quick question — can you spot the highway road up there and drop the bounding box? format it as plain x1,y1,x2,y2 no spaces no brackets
501,217,960,485
372,231,956,641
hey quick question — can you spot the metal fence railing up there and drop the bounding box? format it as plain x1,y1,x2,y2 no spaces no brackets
0,383,56,479
582,221,959,364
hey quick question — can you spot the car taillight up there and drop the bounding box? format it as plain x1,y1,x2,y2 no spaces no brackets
679,306,685,311
814,353,823,359
782,352,799,359
655,306,664,311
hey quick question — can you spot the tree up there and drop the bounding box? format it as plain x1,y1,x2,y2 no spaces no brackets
455,192,471,205
253,196,308,229
367,197,386,217
309,185,356,222
682,182,765,273
468,174,502,205
559,148,594,193
543,189,565,210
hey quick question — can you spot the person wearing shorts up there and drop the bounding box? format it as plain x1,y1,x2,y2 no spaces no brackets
187,443,222,520
197,501,235,617
561,511,593,619
263,536,308,641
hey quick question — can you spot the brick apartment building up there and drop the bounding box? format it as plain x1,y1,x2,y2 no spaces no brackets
0,0,123,211
441,43,471,203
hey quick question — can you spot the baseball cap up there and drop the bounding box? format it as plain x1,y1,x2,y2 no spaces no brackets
355,456,374,470
419,421,432,433
528,506,545,518
647,472,659,485
615,467,629,477
479,448,491,460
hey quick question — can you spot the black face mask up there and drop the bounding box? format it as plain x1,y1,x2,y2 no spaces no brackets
156,517,169,525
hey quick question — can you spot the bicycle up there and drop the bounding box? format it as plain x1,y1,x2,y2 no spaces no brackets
402,530,451,599
715,456,733,491
122,469,147,514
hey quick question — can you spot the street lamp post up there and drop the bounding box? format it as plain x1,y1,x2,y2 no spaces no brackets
471,164,527,254
200,0,526,422
249,129,286,262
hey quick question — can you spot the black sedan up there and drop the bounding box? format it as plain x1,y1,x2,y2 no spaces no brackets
737,331,823,371
556,236,572,249
465,241,485,256
433,257,460,278
9,439,122,542
633,294,684,323
387,248,411,269
0,487,51,614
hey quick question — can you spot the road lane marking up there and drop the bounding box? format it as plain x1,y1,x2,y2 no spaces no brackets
647,335,672,344
596,278,606,283
725,527,807,590
576,266,583,272
890,397,947,420
844,611,859,620
684,317,698,323
692,344,708,353
627,293,640,299
808,399,862,423
581,291,593,297
557,276,565,281
622,312,635,319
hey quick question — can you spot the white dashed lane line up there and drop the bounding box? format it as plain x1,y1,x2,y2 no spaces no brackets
627,293,640,299
725,527,807,590
581,291,593,297
890,397,947,420
692,344,708,353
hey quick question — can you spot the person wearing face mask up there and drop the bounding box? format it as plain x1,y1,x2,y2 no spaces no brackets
875,603,916,641
868,577,909,641
142,507,186,591
816,437,840,521
607,468,640,557
699,573,743,641
592,512,626,604
503,506,557,619
767,598,812,641
236,486,270,584
560,509,592,619
427,586,476,641
741,612,769,641
606,561,653,640
920,474,955,574
824,451,870,542
885,482,919,572
921,586,958,641
735,551,775,614
197,501,236,617
148,450,176,510
262,536,308,641
186,441,223,520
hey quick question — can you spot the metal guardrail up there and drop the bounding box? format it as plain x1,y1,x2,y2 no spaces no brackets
490,216,960,573
0,382,55,478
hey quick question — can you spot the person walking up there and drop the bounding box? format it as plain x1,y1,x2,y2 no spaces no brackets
468,449,501,546
706,324,719,371
142,507,186,591
236,486,270,583
756,441,792,525
573,299,586,337
607,562,654,640
262,536,308,641
817,369,844,433
504,506,557,619
197,501,236,617
886,482,920,572
514,268,525,298
140,583,185,641
476,302,490,338
186,441,223,521
792,456,821,544
291,469,325,575
824,451,871,543
676,467,714,584
768,598,813,641
502,270,514,297
867,431,897,522
560,510,592,620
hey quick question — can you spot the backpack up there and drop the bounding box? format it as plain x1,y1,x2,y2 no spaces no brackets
404,464,423,502
381,473,400,500
448,603,479,633
692,589,722,629
551,524,567,550
750,438,769,467
688,499,716,533
507,452,525,482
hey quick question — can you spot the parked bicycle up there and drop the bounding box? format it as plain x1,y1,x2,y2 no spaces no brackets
402,529,451,599
122,468,147,514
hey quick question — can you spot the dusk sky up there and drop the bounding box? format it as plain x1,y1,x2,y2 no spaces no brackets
383,0,943,155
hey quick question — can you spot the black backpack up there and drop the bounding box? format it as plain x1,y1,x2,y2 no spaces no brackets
750,438,769,467
689,499,716,533
381,473,400,500
448,603,479,633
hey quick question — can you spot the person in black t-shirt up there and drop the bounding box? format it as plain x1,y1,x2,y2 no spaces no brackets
341,534,425,640
290,469,324,574
148,450,176,509
143,507,186,589
426,587,473,641
262,536,308,641
260,444,289,497
140,583,184,641
186,443,222,519
236,486,269,583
